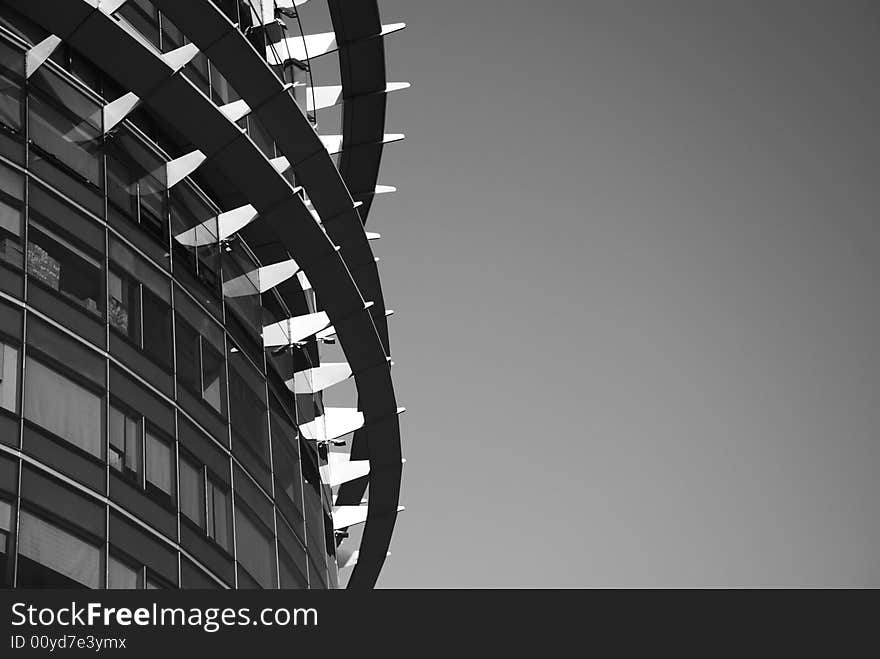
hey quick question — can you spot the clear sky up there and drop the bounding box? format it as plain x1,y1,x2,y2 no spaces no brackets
357,0,880,587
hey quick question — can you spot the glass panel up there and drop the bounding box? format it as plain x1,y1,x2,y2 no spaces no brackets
175,317,201,395
183,51,210,96
109,269,139,343
116,0,161,49
24,357,102,457
0,40,23,131
17,511,101,588
221,255,260,323
108,404,141,477
201,341,225,414
28,68,102,187
229,352,268,461
209,61,238,105
179,456,205,528
272,407,303,514
105,127,167,242
109,238,168,300
0,499,11,531
108,554,142,589
28,222,103,317
0,163,23,270
235,505,275,588
0,342,18,412
145,430,173,497
170,184,220,304
141,288,173,368
109,239,173,369
207,478,230,550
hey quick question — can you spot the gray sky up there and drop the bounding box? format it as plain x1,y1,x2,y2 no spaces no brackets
362,0,880,587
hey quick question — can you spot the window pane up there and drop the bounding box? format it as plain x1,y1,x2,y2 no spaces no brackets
235,506,275,588
24,357,102,457
0,342,18,412
28,223,103,316
141,289,172,368
109,238,167,300
175,318,201,394
0,163,23,269
229,353,268,460
28,68,102,186
108,269,139,342
116,0,160,49
0,41,23,131
201,341,224,413
109,405,141,476
179,457,205,528
108,555,141,589
18,511,101,588
207,479,229,550
0,499,11,531
145,431,173,496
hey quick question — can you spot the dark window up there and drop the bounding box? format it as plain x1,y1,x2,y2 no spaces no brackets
140,290,173,366
24,356,102,458
109,238,173,368
207,477,230,550
145,430,174,499
235,504,275,588
229,352,268,462
209,61,238,105
183,50,210,97
28,221,103,317
109,269,139,342
109,401,174,504
179,455,205,528
106,127,168,242
116,0,160,49
175,306,227,416
175,319,200,395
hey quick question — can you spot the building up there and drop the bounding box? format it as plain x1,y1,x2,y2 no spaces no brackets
0,0,405,590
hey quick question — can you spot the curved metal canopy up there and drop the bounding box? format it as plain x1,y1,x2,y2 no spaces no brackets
150,0,403,591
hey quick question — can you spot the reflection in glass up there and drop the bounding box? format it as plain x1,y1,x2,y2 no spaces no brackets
28,68,102,187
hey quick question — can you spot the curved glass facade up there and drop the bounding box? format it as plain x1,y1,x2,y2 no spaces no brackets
0,0,403,590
